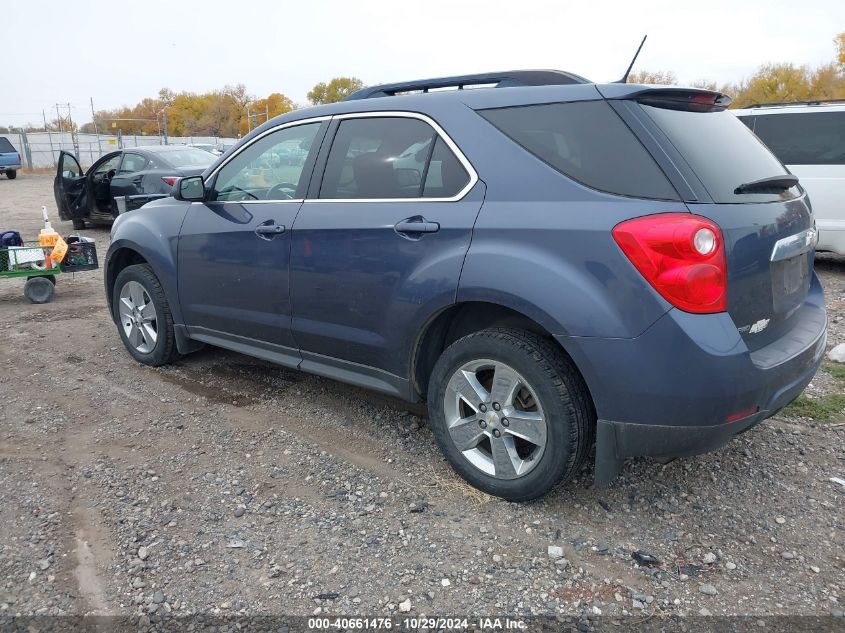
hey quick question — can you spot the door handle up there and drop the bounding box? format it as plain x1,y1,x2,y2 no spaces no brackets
254,222,286,239
394,216,440,238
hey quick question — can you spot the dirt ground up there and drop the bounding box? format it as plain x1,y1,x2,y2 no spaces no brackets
0,173,843,628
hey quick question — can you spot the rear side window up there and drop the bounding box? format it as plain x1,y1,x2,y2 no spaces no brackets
320,117,470,199
752,111,845,166
0,137,16,153
479,101,678,200
119,153,147,173
641,105,794,204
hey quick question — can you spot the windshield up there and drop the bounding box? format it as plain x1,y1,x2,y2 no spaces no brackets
158,148,216,168
640,105,796,204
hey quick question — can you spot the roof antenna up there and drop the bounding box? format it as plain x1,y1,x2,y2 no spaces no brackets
617,35,647,83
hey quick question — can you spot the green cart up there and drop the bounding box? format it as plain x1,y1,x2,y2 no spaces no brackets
1,240,98,303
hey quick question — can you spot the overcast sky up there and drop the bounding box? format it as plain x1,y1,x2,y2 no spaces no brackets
3,0,843,128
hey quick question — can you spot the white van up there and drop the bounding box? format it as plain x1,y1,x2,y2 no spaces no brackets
733,102,845,255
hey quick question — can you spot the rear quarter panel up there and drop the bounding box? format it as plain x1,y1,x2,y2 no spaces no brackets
452,107,677,339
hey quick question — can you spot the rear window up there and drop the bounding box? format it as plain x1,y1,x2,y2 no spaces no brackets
479,101,679,200
0,137,16,153
752,111,845,166
158,148,216,168
641,105,795,204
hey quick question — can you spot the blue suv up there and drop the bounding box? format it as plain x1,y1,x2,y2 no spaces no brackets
105,71,827,500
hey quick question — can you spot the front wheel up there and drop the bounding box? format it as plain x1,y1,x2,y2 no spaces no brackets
72,218,85,230
428,328,593,501
112,264,179,366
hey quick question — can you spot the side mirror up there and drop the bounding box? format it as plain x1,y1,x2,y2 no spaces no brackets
174,175,205,201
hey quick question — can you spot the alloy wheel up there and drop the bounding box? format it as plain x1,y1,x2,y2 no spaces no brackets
443,359,547,479
118,280,158,354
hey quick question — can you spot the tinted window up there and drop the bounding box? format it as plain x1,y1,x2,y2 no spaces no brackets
423,137,470,198
320,117,469,199
736,115,755,131
119,153,147,173
158,148,216,168
213,122,321,201
0,137,16,153
479,101,678,200
642,105,795,203
753,111,845,166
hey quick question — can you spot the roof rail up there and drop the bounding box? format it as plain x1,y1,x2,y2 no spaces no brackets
344,70,591,101
747,98,845,108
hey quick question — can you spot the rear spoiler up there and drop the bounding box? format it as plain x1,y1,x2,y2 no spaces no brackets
597,85,732,112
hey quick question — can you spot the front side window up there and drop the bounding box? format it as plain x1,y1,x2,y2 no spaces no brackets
212,122,321,201
319,117,470,199
752,111,845,166
59,153,81,178
93,154,121,176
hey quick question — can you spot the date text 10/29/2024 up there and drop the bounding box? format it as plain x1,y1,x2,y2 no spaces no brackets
308,617,528,630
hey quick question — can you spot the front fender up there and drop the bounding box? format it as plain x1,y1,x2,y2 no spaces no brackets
105,200,190,323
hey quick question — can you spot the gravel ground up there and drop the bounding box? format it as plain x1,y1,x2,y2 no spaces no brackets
0,174,843,628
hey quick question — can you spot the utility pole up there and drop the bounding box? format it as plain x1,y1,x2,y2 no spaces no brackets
90,97,102,158
55,103,64,135
43,110,56,167
162,109,168,145
55,102,78,155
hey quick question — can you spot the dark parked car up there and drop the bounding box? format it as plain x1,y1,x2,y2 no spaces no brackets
54,146,216,228
104,71,826,501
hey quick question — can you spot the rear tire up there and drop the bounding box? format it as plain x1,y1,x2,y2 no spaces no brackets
6,170,17,179
72,218,85,230
112,264,179,366
427,327,593,501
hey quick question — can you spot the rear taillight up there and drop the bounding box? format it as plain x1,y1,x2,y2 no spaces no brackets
161,176,178,187
612,213,727,314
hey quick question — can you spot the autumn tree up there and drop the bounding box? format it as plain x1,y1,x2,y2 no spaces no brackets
239,92,295,136
626,70,677,85
837,32,845,68
307,77,364,104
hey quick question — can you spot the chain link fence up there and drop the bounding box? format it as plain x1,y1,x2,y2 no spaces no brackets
0,132,238,169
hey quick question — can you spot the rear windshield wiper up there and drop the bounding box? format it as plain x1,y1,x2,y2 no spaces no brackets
734,174,799,195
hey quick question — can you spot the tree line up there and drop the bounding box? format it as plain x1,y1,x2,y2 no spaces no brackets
630,33,844,106
2,33,842,136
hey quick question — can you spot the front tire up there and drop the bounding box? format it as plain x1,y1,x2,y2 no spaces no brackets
428,328,593,501
72,218,85,230
6,170,17,179
112,264,179,366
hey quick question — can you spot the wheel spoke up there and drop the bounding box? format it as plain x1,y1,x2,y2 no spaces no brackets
128,324,142,348
489,362,520,406
140,322,157,347
448,415,486,451
490,434,521,478
451,370,489,409
118,297,134,319
503,408,546,446
128,282,145,307
139,301,156,321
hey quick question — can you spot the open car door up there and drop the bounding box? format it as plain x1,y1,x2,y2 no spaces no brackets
53,151,88,224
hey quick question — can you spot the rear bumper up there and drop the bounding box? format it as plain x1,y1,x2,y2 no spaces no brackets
1,164,21,171
557,273,827,486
